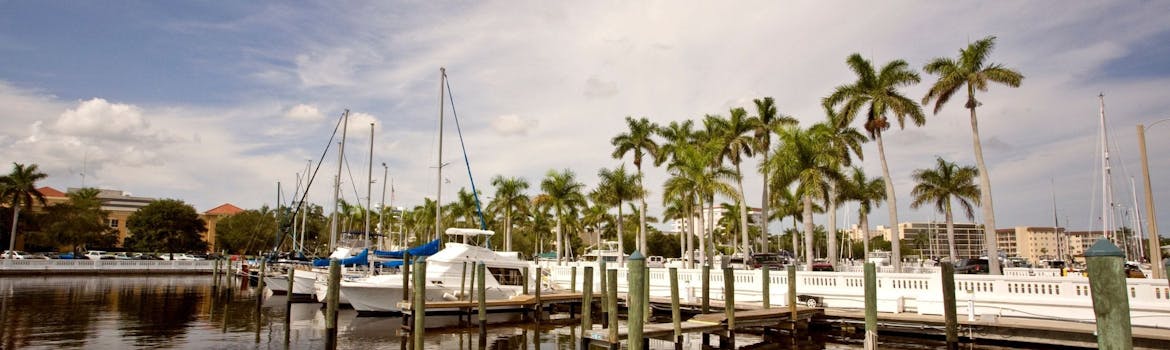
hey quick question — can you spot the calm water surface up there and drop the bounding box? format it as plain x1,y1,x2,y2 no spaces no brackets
0,275,1019,349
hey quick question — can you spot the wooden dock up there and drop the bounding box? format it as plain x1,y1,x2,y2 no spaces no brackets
397,292,602,326
580,306,822,349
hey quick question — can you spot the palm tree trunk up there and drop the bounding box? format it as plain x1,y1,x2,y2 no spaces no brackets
945,202,957,261
688,200,696,269
735,162,750,255
556,211,563,263
860,212,870,262
760,152,770,254
697,199,706,268
708,197,716,267
802,194,814,271
638,168,647,256
505,207,512,251
968,99,1000,274
875,131,902,271
7,204,20,259
827,183,839,269
617,203,625,265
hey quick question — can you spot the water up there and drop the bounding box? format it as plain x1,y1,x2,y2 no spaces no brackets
0,275,1023,349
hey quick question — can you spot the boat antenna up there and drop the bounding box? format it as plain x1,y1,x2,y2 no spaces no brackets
444,72,490,235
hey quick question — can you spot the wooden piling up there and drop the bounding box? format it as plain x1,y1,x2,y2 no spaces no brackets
787,265,797,322
701,263,711,313
325,260,340,336
571,266,577,293
1085,239,1133,349
477,262,487,332
606,268,618,343
762,266,770,309
941,262,958,349
256,258,266,302
598,260,607,327
582,266,593,331
864,262,877,350
460,261,468,301
286,267,295,305
534,267,543,321
403,252,411,304
643,266,650,322
723,267,735,342
627,251,646,350
669,267,681,345
522,266,529,295
413,258,426,350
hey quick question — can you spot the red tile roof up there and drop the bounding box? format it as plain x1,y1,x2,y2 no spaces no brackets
37,186,66,197
204,203,244,215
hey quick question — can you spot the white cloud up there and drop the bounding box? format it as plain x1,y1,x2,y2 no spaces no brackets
284,103,324,121
490,114,537,136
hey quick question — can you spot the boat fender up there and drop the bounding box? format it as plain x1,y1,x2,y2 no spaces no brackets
442,292,458,301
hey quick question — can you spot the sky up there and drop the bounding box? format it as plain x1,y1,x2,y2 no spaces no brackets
2,1,1169,238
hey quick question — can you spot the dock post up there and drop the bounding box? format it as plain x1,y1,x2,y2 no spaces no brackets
522,266,529,295
477,262,487,336
787,265,797,323
225,257,233,291
627,251,646,350
599,260,608,327
1085,239,1133,349
582,266,593,331
256,258,266,303
701,263,711,313
534,267,543,321
325,260,340,349
941,262,958,350
669,267,681,347
286,267,295,305
460,261,468,301
403,252,411,304
762,266,770,309
864,262,877,350
643,266,650,322
723,267,735,348
467,261,477,324
413,258,426,350
606,269,618,343
571,265,577,293
212,258,220,289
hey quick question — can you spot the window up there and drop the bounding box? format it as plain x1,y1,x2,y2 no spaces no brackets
108,219,119,228
487,267,525,286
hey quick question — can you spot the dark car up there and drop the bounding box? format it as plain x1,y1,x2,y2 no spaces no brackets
811,260,834,271
956,258,994,274
750,252,791,270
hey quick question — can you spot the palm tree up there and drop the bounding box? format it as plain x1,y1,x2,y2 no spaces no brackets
923,36,1024,274
489,176,529,251
708,109,757,255
595,165,641,261
1,163,48,258
768,185,802,254
823,53,925,271
910,157,980,261
534,169,586,262
582,193,615,252
668,143,736,267
611,116,660,256
838,167,886,261
751,97,797,254
810,110,866,269
768,126,843,269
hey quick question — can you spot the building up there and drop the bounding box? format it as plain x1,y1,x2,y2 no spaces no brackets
996,226,1065,263
877,222,987,260
1067,230,1108,262
201,203,244,249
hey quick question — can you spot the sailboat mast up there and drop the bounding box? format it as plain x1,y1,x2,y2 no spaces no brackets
300,160,311,254
365,123,374,249
1051,178,1062,262
1098,94,1115,244
331,110,349,251
275,181,281,254
435,68,446,242
1130,177,1144,261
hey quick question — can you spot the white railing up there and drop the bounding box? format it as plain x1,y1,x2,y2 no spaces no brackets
0,259,216,272
537,261,1170,328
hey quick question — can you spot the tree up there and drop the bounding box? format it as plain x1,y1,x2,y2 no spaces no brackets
124,199,209,257
910,157,980,261
810,109,866,269
533,169,586,262
838,167,886,261
1,163,48,258
923,36,1024,275
38,188,117,253
709,108,757,255
657,120,699,266
595,165,641,261
824,53,925,271
489,176,529,252
751,97,798,254
611,116,660,256
214,208,278,254
768,126,843,269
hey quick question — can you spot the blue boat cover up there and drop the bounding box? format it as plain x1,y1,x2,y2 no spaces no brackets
312,248,369,267
373,239,440,259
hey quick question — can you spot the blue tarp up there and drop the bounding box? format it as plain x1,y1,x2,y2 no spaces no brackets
312,248,369,267
373,239,440,259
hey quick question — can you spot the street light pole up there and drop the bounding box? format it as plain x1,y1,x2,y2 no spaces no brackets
1138,119,1169,279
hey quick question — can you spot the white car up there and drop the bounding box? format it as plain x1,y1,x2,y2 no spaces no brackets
646,255,666,268
2,251,30,259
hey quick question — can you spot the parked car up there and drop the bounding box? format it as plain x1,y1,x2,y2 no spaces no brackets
85,250,116,260
956,258,995,274
811,259,834,271
646,255,665,268
750,253,789,269
1,251,30,259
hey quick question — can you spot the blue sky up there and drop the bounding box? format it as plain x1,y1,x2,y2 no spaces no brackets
2,1,1169,238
